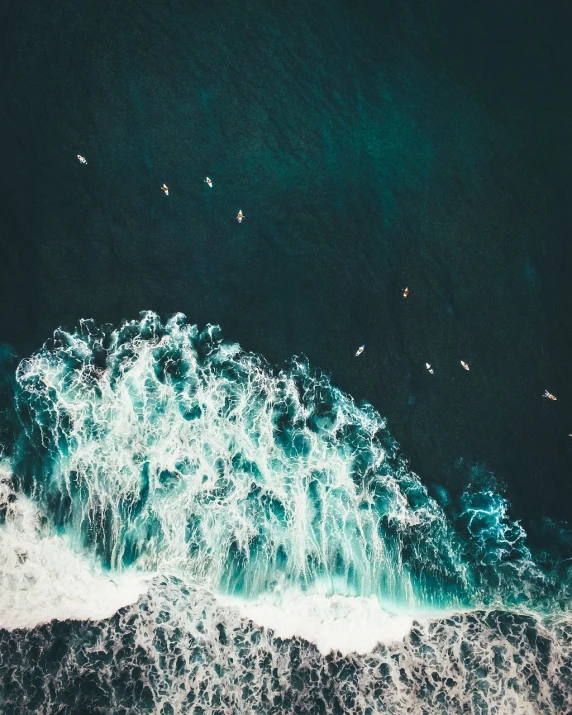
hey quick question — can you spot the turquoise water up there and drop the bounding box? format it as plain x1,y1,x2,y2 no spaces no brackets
9,314,499,608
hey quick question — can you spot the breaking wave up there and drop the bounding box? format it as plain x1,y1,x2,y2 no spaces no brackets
1,312,571,713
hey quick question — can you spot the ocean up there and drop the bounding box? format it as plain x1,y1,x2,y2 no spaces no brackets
1,0,572,712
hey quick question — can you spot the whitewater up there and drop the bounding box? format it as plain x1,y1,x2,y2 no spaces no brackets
1,311,571,713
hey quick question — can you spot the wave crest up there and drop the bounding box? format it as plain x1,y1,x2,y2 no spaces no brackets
14,311,470,608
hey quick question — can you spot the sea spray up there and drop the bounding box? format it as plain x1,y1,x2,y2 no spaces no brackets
14,312,471,609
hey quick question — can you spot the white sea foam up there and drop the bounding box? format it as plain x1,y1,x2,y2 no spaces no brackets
218,590,419,655
6,576,570,714
0,467,152,630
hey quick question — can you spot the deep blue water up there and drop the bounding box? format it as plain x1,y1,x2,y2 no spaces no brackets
1,1,572,712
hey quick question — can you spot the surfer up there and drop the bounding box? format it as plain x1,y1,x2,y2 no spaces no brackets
205,177,213,187
426,363,434,374
161,183,169,196
237,210,244,223
543,390,557,401
77,154,87,164
403,287,409,298
460,361,470,371
355,345,365,357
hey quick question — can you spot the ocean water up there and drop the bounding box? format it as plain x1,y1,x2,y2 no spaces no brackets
1,0,572,713
1,314,572,713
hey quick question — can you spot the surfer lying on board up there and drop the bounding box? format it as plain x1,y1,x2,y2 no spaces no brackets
543,390,557,401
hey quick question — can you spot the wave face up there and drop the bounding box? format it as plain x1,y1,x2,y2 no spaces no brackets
13,312,471,607
2,312,572,713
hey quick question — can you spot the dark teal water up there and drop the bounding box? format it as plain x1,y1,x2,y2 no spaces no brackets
2,0,571,527
1,1,572,712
